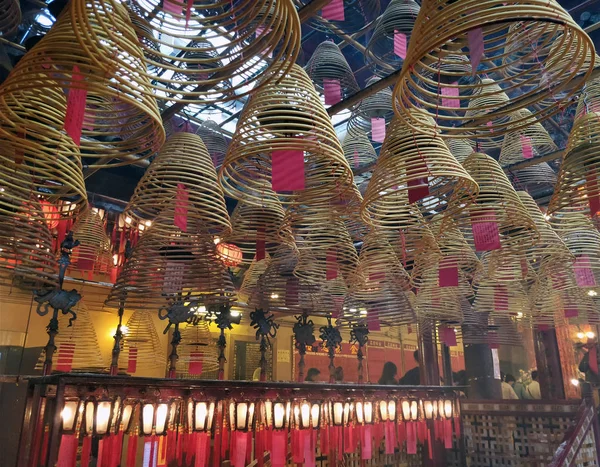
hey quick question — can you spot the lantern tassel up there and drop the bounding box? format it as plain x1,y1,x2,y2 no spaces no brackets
319,425,328,453
194,432,210,467
81,436,92,467
406,422,417,455
361,425,372,460
57,434,78,467
271,431,287,467
232,431,248,467
397,421,406,447
292,428,303,464
303,430,315,467
256,427,264,467
384,421,396,454
126,435,138,467
427,428,433,459
444,418,453,449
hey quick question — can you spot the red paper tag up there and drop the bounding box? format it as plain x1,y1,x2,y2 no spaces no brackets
574,255,597,287
470,210,501,251
564,308,578,318
255,227,265,261
55,343,75,372
371,118,386,142
439,259,459,287
586,171,600,216
188,352,203,375
467,28,484,72
322,0,344,21
486,121,494,133
394,31,407,59
64,66,87,147
353,150,359,169
326,249,338,280
332,296,344,318
407,156,430,203
441,86,460,108
367,309,380,331
494,286,508,311
285,277,299,306
323,78,342,105
174,183,189,232
442,327,457,347
185,0,193,28
163,0,182,15
271,150,305,192
77,256,94,272
538,324,550,331
127,347,138,373
488,332,499,349
520,135,533,159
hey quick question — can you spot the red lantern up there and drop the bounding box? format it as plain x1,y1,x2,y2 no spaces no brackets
217,243,242,267
40,200,60,229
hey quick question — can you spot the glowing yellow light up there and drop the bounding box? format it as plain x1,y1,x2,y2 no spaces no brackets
577,332,585,339
571,378,580,386
270,293,279,299
586,331,596,339
588,290,598,297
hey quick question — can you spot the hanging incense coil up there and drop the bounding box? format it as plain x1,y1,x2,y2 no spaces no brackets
291,214,359,286
220,64,353,206
176,321,219,378
0,0,20,37
446,139,474,164
500,109,558,164
305,41,360,102
549,112,600,216
106,210,235,310
0,3,165,169
477,250,537,286
575,77,600,120
347,76,394,143
297,0,380,34
517,191,573,278
74,0,300,104
0,190,58,289
462,312,525,347
393,0,594,138
120,310,165,375
344,286,416,328
342,128,378,172
335,183,369,242
500,109,558,190
549,208,600,291
223,194,286,266
70,209,112,275
473,276,532,319
195,120,229,170
430,216,481,280
365,0,420,76
126,133,231,236
238,257,270,305
414,277,474,323
351,229,411,294
0,83,87,216
453,152,539,253
257,263,323,313
361,193,440,272
35,301,106,373
362,112,478,218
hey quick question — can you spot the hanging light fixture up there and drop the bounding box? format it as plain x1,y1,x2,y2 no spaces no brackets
193,401,215,432
60,399,82,434
141,401,172,436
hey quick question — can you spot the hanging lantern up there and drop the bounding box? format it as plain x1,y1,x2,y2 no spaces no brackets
61,399,82,434
140,401,172,436
264,400,291,431
217,242,243,268
192,401,215,432
83,398,115,436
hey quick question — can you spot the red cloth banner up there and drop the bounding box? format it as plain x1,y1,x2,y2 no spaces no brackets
323,78,342,105
188,352,203,375
470,210,501,251
127,348,138,373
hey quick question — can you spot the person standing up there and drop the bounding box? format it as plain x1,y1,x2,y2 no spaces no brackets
525,370,542,399
501,374,519,400
378,362,398,385
399,350,421,385
305,368,321,382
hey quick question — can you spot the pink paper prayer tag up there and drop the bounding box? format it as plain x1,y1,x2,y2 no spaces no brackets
441,86,460,108
520,134,533,159
574,255,597,287
322,0,344,21
471,210,501,251
323,78,342,105
394,31,407,59
371,117,386,142
467,27,484,72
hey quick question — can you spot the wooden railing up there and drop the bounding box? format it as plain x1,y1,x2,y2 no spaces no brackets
447,399,590,467
548,385,600,467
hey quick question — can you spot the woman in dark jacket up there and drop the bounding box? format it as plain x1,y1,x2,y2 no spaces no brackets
378,362,398,385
